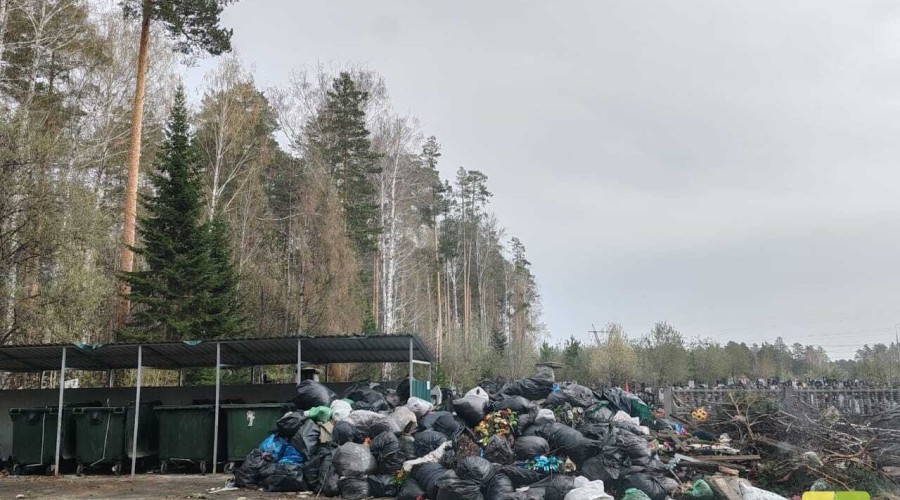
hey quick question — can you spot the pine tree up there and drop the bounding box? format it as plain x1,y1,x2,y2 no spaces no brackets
307,72,382,254
121,87,244,341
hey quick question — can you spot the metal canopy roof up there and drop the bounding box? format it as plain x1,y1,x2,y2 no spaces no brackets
0,334,433,372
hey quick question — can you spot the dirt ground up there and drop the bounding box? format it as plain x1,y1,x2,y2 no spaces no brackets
0,474,314,500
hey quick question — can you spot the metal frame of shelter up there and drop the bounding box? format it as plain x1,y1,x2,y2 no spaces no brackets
0,334,434,476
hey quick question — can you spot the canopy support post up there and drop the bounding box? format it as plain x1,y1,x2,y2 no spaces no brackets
53,347,66,476
178,368,184,387
408,337,414,384
130,345,143,476
295,338,301,383
213,342,221,473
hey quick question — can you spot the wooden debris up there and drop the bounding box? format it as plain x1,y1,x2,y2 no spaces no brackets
707,475,750,500
701,454,761,462
717,465,740,476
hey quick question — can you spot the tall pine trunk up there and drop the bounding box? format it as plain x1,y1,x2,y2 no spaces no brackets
433,222,443,361
117,0,152,329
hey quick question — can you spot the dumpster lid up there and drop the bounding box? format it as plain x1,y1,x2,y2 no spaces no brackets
154,405,216,411
220,403,292,409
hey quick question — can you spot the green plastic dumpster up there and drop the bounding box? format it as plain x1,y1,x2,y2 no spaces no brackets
71,403,158,475
155,405,219,473
410,379,431,401
72,407,127,475
221,403,290,471
8,407,77,474
126,403,159,463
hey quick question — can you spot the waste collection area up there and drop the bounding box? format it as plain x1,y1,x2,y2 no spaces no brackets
0,335,433,478
1,335,898,499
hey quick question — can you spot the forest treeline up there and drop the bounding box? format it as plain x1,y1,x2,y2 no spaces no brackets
1,1,894,391
540,321,900,388
0,1,541,388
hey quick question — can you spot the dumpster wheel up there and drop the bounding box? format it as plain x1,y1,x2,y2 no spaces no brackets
199,461,208,474
76,463,84,476
159,461,168,474
12,464,23,476
112,463,122,476
223,462,234,474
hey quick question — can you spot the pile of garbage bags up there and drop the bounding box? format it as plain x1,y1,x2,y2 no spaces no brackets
229,377,736,499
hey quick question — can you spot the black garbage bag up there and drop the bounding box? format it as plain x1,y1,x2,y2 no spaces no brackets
414,429,448,457
496,465,548,487
545,475,577,500
498,378,555,400
418,410,445,429
262,463,307,492
545,383,598,408
419,410,462,436
439,415,466,436
484,472,515,498
301,445,339,496
333,442,376,478
457,456,494,484
332,421,365,445
411,462,450,499
492,396,536,413
515,411,536,436
577,422,612,442
436,471,485,500
396,378,411,402
398,479,426,500
260,461,277,476
289,418,320,455
345,381,391,412
601,387,635,414
367,474,399,497
338,476,369,500
514,435,550,460
370,431,405,474
452,395,489,427
484,435,515,465
476,378,505,395
533,422,599,465
615,429,651,459
367,419,394,438
233,449,266,487
581,454,623,482
621,472,668,500
293,380,336,411
275,411,303,439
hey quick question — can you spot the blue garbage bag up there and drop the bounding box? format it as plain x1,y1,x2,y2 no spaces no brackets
279,443,305,465
260,433,288,461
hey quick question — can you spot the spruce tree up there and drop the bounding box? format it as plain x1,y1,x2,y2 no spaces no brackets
308,72,382,254
121,87,244,341
201,216,246,339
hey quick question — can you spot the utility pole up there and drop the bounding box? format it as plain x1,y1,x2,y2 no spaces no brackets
888,323,900,385
588,324,606,345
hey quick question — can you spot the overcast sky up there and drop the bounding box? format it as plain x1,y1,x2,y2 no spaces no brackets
190,1,900,359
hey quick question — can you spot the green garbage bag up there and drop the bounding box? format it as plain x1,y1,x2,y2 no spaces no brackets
621,488,652,500
630,399,654,426
306,406,335,423
686,479,713,500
